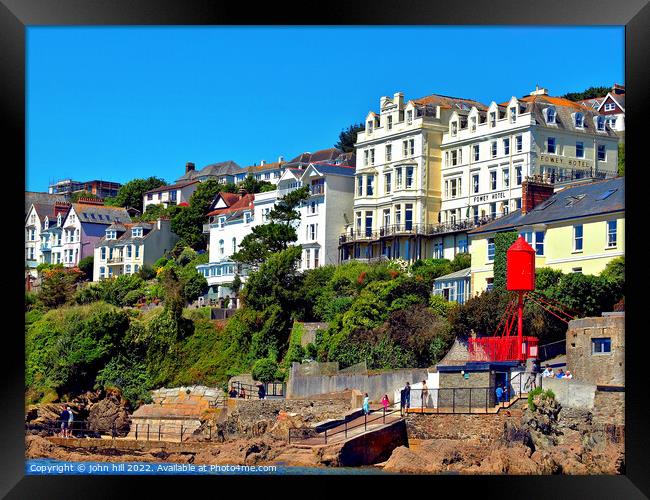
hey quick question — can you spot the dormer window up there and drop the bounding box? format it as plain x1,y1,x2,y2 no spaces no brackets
489,112,496,127
132,227,143,237
218,216,226,229
575,112,584,128
546,107,556,124
406,110,413,124
509,107,517,123
387,115,393,130
470,116,477,132
367,120,373,133
596,116,606,131
106,230,117,240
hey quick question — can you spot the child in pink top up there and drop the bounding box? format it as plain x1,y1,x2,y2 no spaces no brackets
381,394,390,410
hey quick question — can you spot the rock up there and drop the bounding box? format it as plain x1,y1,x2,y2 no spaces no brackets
383,446,434,473
87,389,131,436
474,443,539,474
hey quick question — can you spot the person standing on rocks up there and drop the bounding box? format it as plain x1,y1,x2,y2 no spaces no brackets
59,406,69,438
404,382,411,411
421,380,429,409
258,383,266,400
66,406,74,437
363,393,370,415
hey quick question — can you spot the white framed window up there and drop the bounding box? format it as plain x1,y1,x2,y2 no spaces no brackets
126,245,132,258
604,102,616,112
305,248,311,269
489,202,497,218
451,121,458,136
597,116,606,131
396,168,403,189
473,144,479,162
597,144,606,161
470,116,476,132
126,264,131,274
405,167,414,189
99,266,105,278
406,110,413,124
576,141,584,158
309,201,317,214
309,223,317,240
502,168,509,188
132,227,143,237
370,148,375,165
385,144,392,162
573,225,583,252
387,115,393,130
383,209,391,227
244,212,253,224
575,112,584,128
487,238,495,262
491,141,497,158
232,237,237,252
451,150,458,166
357,176,363,197
535,231,545,256
510,107,516,123
607,220,617,248
363,150,369,166
592,338,612,354
408,139,415,156
219,239,224,255
394,205,401,225
489,111,496,127
218,216,226,229
384,173,391,194
366,175,374,196
515,135,523,152
515,165,522,186
503,138,510,155
547,137,556,154
546,107,556,124
472,174,479,194
490,170,497,190
134,244,140,258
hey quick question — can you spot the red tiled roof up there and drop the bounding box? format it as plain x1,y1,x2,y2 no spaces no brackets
219,192,241,206
518,94,592,111
207,193,255,216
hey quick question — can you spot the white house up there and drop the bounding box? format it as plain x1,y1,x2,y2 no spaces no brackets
93,218,179,280
578,84,625,140
142,180,199,211
25,201,71,277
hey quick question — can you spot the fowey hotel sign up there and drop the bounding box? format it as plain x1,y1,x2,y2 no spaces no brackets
539,154,593,170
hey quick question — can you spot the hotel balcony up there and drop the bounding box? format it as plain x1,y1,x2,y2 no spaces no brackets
338,214,506,245
40,242,51,251
107,256,124,264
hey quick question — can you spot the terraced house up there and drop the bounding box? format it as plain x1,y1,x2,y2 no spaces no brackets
93,218,178,280
468,176,624,294
339,91,488,263
25,200,71,276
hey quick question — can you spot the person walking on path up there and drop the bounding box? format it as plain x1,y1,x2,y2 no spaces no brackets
66,406,74,438
362,393,370,415
399,388,406,414
381,394,390,411
59,406,69,438
404,382,411,411
258,383,266,400
421,380,429,409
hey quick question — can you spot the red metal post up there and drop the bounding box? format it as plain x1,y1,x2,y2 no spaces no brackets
518,291,524,361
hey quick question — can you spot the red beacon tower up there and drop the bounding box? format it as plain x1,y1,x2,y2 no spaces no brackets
506,236,536,361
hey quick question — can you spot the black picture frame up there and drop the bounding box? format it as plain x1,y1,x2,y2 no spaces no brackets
4,0,649,497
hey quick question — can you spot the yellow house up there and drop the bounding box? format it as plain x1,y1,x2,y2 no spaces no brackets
468,176,624,294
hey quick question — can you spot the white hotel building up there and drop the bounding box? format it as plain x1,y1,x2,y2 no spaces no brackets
197,163,355,303
439,87,619,230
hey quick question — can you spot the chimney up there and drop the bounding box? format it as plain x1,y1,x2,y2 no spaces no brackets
530,85,548,96
185,162,195,174
238,187,247,198
260,160,266,166
393,92,404,109
612,83,625,94
278,156,284,163
521,177,555,215
76,197,104,206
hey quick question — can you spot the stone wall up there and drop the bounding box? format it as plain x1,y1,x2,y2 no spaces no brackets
299,322,328,347
438,371,496,409
592,390,625,426
287,365,429,403
566,315,624,387
541,378,596,411
337,420,409,466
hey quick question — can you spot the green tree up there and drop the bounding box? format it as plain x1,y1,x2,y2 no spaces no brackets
70,191,98,202
334,122,365,153
562,86,611,101
252,358,280,383
78,256,94,281
238,174,274,194
105,177,167,212
267,186,310,225
493,231,519,290
449,252,471,272
182,273,208,303
601,256,624,287
618,143,625,177
37,268,83,309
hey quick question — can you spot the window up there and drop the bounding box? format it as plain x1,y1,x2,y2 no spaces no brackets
132,227,143,237
515,198,522,209
489,111,496,127
458,238,468,253
451,121,458,136
44,217,49,230
99,266,105,278
219,239,224,255
147,193,153,200
515,165,522,185
309,201,317,214
592,338,612,354
597,116,606,131
367,120,373,133
573,225,583,252
547,137,556,154
232,237,237,252
489,203,497,218
607,220,617,247
386,144,392,162
157,193,162,200
126,245,132,258
383,209,391,227
134,244,140,258
396,168,403,189
503,168,510,188
445,151,449,166
597,144,606,161
305,249,311,269
607,117,617,129
366,175,374,196
491,141,497,158
395,205,401,225
125,264,131,274
510,107,517,123
314,248,320,268
515,135,523,152
451,150,458,166
604,102,616,112
470,116,477,132
387,115,393,130
365,211,373,236
170,190,177,202
576,141,584,158
535,231,545,255
384,173,392,194
487,238,495,261
364,150,369,166
218,216,226,229
403,141,408,157
106,230,116,240
370,149,375,165
244,212,252,224
490,170,497,190
575,112,584,128
405,204,413,230
472,174,479,194
405,167,414,188
406,110,413,124
357,176,363,196
473,144,479,162
547,107,556,124
434,242,443,259
450,178,458,198
503,138,510,155
408,139,415,156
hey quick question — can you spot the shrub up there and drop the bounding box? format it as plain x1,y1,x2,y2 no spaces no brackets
78,256,94,281
137,265,156,281
252,358,280,383
429,294,455,318
527,387,556,411
182,273,208,303
493,231,518,290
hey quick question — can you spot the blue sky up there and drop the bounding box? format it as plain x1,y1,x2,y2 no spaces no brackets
26,26,624,192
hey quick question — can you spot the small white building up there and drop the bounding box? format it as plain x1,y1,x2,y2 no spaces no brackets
93,218,179,280
142,181,199,212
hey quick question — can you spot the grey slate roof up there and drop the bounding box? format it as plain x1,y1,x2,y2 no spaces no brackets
308,164,356,177
435,267,471,282
176,161,241,182
469,177,624,236
73,203,132,225
25,192,67,215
